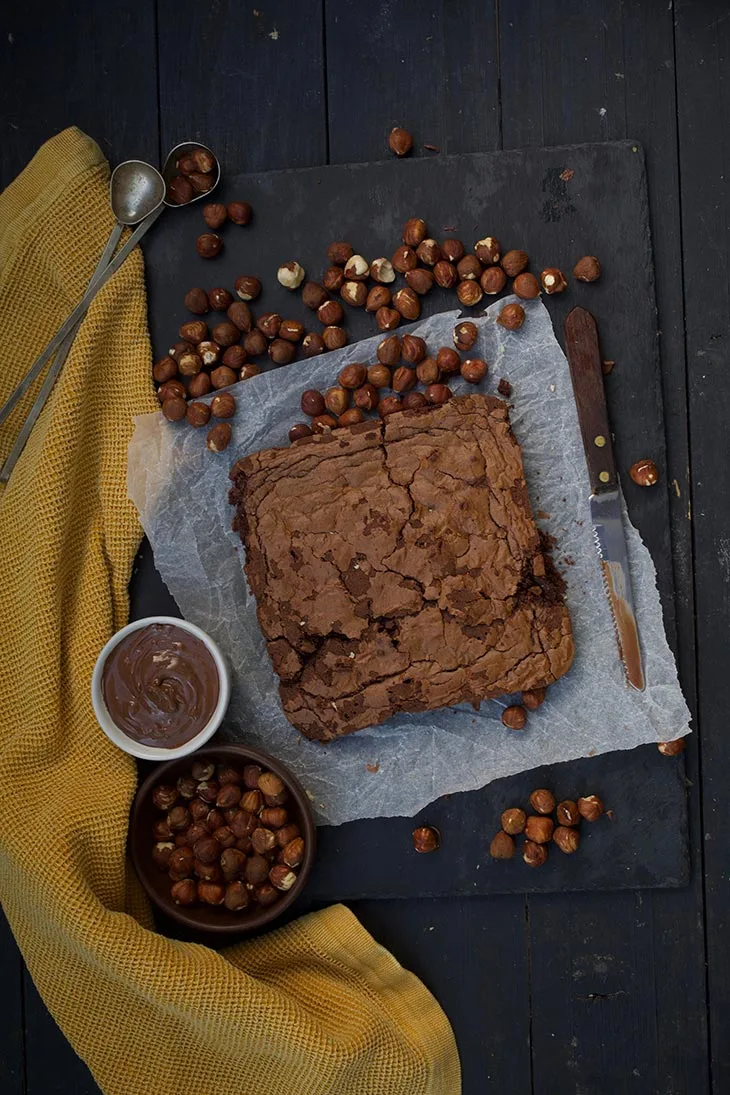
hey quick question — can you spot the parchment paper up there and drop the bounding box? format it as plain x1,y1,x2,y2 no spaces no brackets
128,298,690,825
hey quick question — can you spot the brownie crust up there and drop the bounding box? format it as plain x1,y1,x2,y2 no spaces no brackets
229,394,574,741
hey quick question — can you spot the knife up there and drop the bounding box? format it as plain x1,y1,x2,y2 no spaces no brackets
564,306,645,691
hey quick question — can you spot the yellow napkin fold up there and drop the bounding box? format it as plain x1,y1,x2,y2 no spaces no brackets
0,128,460,1095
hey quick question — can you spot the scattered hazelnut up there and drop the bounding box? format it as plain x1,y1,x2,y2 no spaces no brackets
370,257,396,284
327,241,354,266
255,882,280,907
196,233,223,259
630,459,659,487
657,738,686,756
184,287,209,315
162,396,188,422
573,255,601,282
392,245,417,273
577,795,604,822
376,307,401,331
489,831,515,859
186,401,211,428
553,826,580,854
401,391,428,411
179,320,208,343
432,260,458,289
388,126,414,157
260,807,288,829
556,800,580,827
202,203,227,230
167,176,194,205
405,268,435,295
366,285,392,312
325,387,350,416
206,422,232,452
513,272,541,299
234,276,261,302
170,879,197,906
497,303,526,330
177,351,203,377
152,842,175,871
392,287,420,320
501,808,526,835
480,266,507,295
323,266,345,292
339,363,368,389
524,816,554,844
367,364,392,388
228,302,253,332
453,321,478,351
152,784,178,811
435,347,461,375
257,312,282,339
210,365,237,389
424,383,451,405
456,254,482,280
224,881,250,911
379,395,403,418
153,356,177,383
529,789,556,815
441,239,465,263
194,341,218,367
522,688,546,710
197,882,225,905
251,827,277,854
474,237,502,264
212,321,239,347
322,326,348,350
416,238,442,266
461,358,488,384
412,825,440,853
541,268,567,294
501,250,529,277
157,380,186,404
341,280,367,307
245,855,270,885
344,254,370,281
354,383,380,412
416,358,439,385
377,335,402,365
403,218,428,247
227,201,252,225
168,340,193,360
210,392,236,421
339,407,366,425
401,335,427,364
301,389,325,416
244,330,268,356
457,280,483,307
269,338,296,365
317,299,344,326
289,423,313,443
222,345,247,369
523,841,548,868
277,260,306,289
302,281,329,310
302,333,325,357
312,413,338,434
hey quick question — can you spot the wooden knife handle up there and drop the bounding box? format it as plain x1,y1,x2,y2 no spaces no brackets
564,307,618,495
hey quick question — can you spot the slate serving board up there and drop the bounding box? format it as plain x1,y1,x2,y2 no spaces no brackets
135,140,688,897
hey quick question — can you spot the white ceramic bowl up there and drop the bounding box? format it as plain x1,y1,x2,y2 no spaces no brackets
91,616,230,760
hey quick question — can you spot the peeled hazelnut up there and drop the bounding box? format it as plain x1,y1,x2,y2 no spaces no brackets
525,816,554,844
322,326,348,350
188,373,212,399
541,268,567,294
403,218,427,246
312,413,338,433
416,358,440,385
177,351,203,377
481,266,507,295
475,237,502,264
153,356,178,383
435,347,461,375
339,363,368,389
573,255,601,282
367,364,391,388
317,299,344,326
260,807,288,829
401,391,428,411
522,688,546,710
224,880,250,910
255,882,280,907
370,257,396,284
281,836,304,867
379,395,402,417
212,321,239,347
180,320,208,343
553,826,580,854
186,401,211,428
234,275,261,301
401,334,427,364
302,333,325,357
513,272,541,299
184,287,209,314
501,704,527,730
376,307,401,331
416,239,442,266
193,835,220,864
658,738,686,756
393,287,421,320
630,459,659,487
210,366,237,389
501,250,529,277
453,321,478,351
354,383,380,412
339,408,365,426
245,855,270,885
323,266,345,291
523,841,548,868
302,281,329,310
405,268,434,295
501,808,526,835
457,280,483,307
168,846,194,880
196,233,223,259
171,879,197,906
167,175,194,205
392,245,417,273
269,338,296,365
206,422,232,452
289,423,313,443
344,254,370,281
489,831,515,859
441,238,465,263
325,387,350,416
161,396,187,422
228,301,253,332
556,800,580,826
424,383,452,405
269,864,297,891
377,334,402,365
327,241,354,266
202,203,227,230
222,345,246,369
341,280,367,307
301,389,325,416
152,842,175,871
457,254,482,280
412,825,440,853
244,330,268,356
461,358,488,384
388,126,413,156
497,303,526,331
216,782,242,808
577,795,604,822
197,882,225,905
227,201,252,225
529,789,556,815
277,260,306,289
433,260,458,289
251,827,277,854
257,312,282,339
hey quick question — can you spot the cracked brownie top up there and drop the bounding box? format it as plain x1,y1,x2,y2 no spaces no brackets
229,394,574,741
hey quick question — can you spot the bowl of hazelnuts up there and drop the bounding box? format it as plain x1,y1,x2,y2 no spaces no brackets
130,743,316,933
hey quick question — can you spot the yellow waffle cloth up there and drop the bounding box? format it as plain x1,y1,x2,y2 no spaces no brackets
0,128,460,1095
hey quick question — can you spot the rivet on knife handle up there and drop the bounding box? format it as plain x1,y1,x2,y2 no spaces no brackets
564,307,618,495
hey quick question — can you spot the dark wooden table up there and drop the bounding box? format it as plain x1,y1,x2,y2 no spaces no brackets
2,3,726,1092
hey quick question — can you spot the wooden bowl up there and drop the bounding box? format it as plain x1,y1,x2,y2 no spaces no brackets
130,743,316,934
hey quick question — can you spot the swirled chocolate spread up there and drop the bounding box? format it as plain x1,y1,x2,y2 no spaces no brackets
102,623,219,746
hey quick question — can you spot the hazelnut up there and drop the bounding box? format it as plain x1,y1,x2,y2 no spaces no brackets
190,147,216,173
416,239,442,266
204,806,224,829
269,338,296,365
212,321,239,347
184,287,209,314
210,365,237,389
168,846,194,880
523,841,548,868
529,788,556,814
658,738,686,756
227,201,252,224
376,307,401,331
193,835,220,864
456,254,482,280
301,389,325,416
186,401,211,428
365,288,391,315
339,408,365,426
457,280,483,307
202,203,227,230
161,396,188,423
206,422,232,452
541,268,568,294
556,800,580,826
180,320,208,343
501,808,526,835
323,266,345,291
257,312,282,339
367,364,392,388
388,126,413,156
370,257,396,284
325,387,350,416
281,836,305,867
475,237,502,264
312,413,338,434
435,347,461,375
244,330,268,356
167,175,194,205
379,395,403,417
461,358,488,384
270,865,297,891
602,360,615,375
220,848,247,883
401,334,426,364
196,233,223,259
344,254,370,281
630,459,659,487
441,239,465,263
243,765,262,789
216,782,242,809
234,276,261,302
197,882,225,905
412,825,440,853
402,218,427,247
188,373,211,398
377,335,402,365
152,842,175,871
522,688,546,710
168,340,193,360
177,351,203,377
191,764,214,787
189,177,215,197
327,241,354,266
259,771,286,798
453,321,478,351
197,340,221,366
212,392,237,419
339,363,368,389
222,345,246,369
480,266,507,295
213,825,236,849
230,810,257,839
392,245,417,273
354,383,380,411
276,824,300,847
573,255,601,282
189,798,210,822
416,358,440,385
168,804,191,831
393,287,421,320
501,250,529,277
254,882,280,907
251,827,277,854
317,299,344,326
176,154,198,174
513,272,541,299
153,356,178,383
245,855,270,885
341,280,367,307
433,260,458,289
553,826,580,854
577,795,604,822
489,831,515,859
224,881,250,911
153,818,173,841
497,303,526,331
525,816,554,844
228,302,253,332
302,333,325,357
502,705,527,730
424,383,451,405
289,423,313,443
260,807,288,829
170,879,197,906
302,281,329,310
277,260,306,289
405,268,435,295
401,391,428,411
322,326,348,350
241,788,264,815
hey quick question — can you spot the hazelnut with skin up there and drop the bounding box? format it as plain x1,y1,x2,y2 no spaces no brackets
257,312,282,339
392,245,417,273
317,299,344,326
573,255,601,282
162,398,188,424
402,391,428,411
241,785,263,810
379,395,403,417
170,879,197,906
245,855,270,885
339,408,366,425
322,326,348,350
302,281,329,310
210,366,237,389
577,795,604,822
424,383,452,405
325,387,350,416
475,237,502,264
481,266,507,295
497,378,512,398
327,241,354,266
153,818,173,841
281,836,305,867
453,321,478,351
433,260,459,288
269,339,296,365
251,827,277,854
188,799,209,823
188,172,215,195
461,358,488,384
167,176,194,205
523,841,548,868
412,825,440,853
403,218,428,247
501,250,529,277
630,459,659,487
457,280,484,307
197,340,221,366
392,287,420,320
184,287,209,314
497,303,526,331
367,364,392,388
152,842,175,871
168,846,194,880
513,272,541,299
501,807,527,835
405,268,435,295
436,347,461,376
354,383,380,412
341,280,367,307
212,321,239,347
206,422,232,452
344,254,370,281
244,330,268,356
260,807,288,829
202,203,227,230
269,865,297,891
227,201,252,225
401,334,427,364
553,826,580,854
502,705,527,730
198,882,225,905
177,350,202,377
179,320,208,343
168,340,193,360
366,286,392,312
212,825,236,849
222,345,246,369
441,238,465,263
529,789,556,815
456,254,482,280
541,268,568,294
289,423,313,443
228,302,253,332
301,389,325,416
658,738,686,756
277,260,306,289
524,816,554,844
258,772,286,798
240,364,262,381
311,414,337,434
276,824,300,847
224,881,250,911
255,882,280,907
191,760,215,782
522,688,546,710
556,800,580,826
302,333,325,357
376,307,401,331
323,266,345,292
339,363,368,389
234,276,261,302
416,358,440,385
215,781,242,808
489,831,515,859
370,257,396,284
388,126,413,156
186,401,210,428
196,233,223,259
416,238,442,266
193,835,220,864
377,334,402,365
153,356,177,383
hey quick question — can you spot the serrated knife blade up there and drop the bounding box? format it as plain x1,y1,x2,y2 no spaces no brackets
590,490,645,690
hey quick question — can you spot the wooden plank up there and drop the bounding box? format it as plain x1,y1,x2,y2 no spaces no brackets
0,908,25,1095
24,969,100,1095
674,2,730,1091
0,0,158,187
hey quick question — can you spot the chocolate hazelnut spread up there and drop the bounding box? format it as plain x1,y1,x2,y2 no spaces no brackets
102,623,219,747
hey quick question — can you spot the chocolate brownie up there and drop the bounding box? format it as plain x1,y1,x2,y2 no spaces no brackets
229,394,574,742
